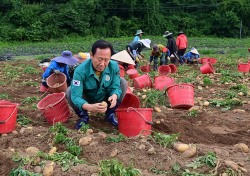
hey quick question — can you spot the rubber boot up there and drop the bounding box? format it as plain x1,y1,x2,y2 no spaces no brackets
75,109,89,129
105,102,120,126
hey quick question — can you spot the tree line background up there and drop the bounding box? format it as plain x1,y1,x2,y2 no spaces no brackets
0,0,249,42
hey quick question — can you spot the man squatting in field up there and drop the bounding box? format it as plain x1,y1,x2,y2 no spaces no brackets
66,39,127,129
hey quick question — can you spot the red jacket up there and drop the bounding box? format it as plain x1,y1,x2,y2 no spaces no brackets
176,34,188,49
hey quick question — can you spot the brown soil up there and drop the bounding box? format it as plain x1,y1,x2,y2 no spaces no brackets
0,59,250,176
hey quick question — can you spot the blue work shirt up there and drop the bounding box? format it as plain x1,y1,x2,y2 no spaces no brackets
71,59,122,111
42,60,71,81
133,36,140,42
183,52,200,62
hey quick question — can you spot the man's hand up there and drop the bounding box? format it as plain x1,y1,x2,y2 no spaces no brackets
108,94,118,108
83,103,107,113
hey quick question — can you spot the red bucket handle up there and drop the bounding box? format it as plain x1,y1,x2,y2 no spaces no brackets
0,104,18,124
126,107,153,125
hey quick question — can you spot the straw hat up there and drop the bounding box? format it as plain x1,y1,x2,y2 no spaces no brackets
53,51,78,66
111,50,135,65
190,48,199,55
163,31,172,37
139,39,151,48
135,29,144,36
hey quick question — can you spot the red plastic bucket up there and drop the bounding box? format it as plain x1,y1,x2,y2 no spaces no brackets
37,92,70,125
127,64,135,70
116,107,153,137
158,65,171,75
47,73,67,93
118,93,140,109
133,74,152,89
201,58,210,65
0,102,19,134
209,58,217,65
168,64,178,73
153,76,175,91
238,63,249,73
119,64,125,77
126,69,139,79
166,83,194,109
140,65,151,73
200,63,215,74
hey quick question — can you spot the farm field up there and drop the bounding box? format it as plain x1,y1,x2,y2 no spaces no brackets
0,37,250,176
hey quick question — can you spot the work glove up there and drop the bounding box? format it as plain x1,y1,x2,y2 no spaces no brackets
53,69,60,74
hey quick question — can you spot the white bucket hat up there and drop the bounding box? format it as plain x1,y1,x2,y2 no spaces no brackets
135,29,144,36
139,39,151,48
190,48,199,55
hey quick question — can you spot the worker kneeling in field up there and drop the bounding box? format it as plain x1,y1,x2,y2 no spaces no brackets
180,47,200,64
66,40,127,129
41,50,79,88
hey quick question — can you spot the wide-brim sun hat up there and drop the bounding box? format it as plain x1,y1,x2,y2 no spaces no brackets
190,48,199,55
163,31,172,37
135,29,144,36
139,39,151,48
53,50,79,66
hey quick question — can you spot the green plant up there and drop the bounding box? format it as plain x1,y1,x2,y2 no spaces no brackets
0,93,10,99
21,96,39,104
49,122,68,135
22,81,39,87
209,99,242,110
203,76,212,86
229,84,248,96
9,167,41,176
151,132,179,148
79,123,90,133
143,89,166,107
106,134,126,143
225,90,238,99
187,110,198,117
99,159,141,176
23,66,39,74
186,152,218,169
17,114,32,127
49,123,82,156
224,168,240,176
38,151,85,171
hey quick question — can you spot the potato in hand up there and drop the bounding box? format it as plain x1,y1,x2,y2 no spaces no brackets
101,101,108,108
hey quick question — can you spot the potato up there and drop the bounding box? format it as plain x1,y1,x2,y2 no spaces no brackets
48,147,57,155
224,160,238,170
79,136,92,146
181,146,196,158
203,101,210,106
26,146,39,155
101,101,108,108
234,143,250,153
43,162,54,176
154,107,161,112
173,142,190,152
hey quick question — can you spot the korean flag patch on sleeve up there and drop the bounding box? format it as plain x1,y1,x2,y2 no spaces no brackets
73,80,80,86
